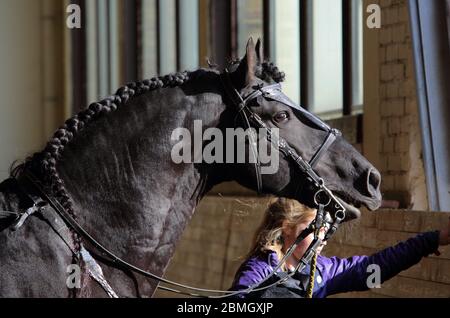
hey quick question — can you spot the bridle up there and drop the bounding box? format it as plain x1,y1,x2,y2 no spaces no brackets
6,70,346,298
219,69,345,216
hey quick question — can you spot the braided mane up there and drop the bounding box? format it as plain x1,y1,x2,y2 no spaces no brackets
10,62,285,257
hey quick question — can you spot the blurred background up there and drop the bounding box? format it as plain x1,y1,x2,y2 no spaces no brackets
0,0,449,297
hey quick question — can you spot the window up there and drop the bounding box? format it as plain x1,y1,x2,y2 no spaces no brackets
141,0,158,77
142,0,200,75
83,0,123,105
69,1,363,120
70,0,201,112
237,0,263,54
232,0,363,117
304,0,363,118
81,0,135,106
270,0,301,105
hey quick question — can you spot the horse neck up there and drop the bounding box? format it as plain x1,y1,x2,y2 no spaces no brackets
54,79,226,288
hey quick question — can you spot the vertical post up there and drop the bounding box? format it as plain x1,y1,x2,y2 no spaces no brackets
157,0,177,74
230,0,238,60
263,0,275,60
342,0,352,116
198,0,210,67
97,0,110,96
177,0,200,71
109,0,120,90
123,0,138,82
71,0,86,112
210,0,232,68
362,0,381,171
408,0,450,211
175,0,180,71
300,0,310,109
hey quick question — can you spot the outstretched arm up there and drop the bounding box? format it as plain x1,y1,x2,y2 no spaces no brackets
316,218,449,297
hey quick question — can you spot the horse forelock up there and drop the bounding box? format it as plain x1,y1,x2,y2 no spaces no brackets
226,59,286,83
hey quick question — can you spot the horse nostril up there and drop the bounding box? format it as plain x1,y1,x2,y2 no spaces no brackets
366,168,381,195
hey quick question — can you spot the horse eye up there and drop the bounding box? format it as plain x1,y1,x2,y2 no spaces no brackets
273,111,289,123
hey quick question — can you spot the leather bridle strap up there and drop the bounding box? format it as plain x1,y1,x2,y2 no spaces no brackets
220,71,264,193
308,128,339,169
219,71,342,193
20,172,262,297
20,171,330,298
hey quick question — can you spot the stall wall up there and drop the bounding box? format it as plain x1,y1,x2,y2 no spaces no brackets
0,0,64,180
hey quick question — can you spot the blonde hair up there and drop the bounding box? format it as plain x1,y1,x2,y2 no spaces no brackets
247,197,316,269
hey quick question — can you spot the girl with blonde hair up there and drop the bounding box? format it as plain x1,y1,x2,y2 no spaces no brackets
230,197,449,298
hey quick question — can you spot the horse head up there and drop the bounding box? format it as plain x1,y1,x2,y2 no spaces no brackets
215,38,382,220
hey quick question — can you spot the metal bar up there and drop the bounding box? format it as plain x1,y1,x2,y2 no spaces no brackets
156,0,161,75
135,0,143,80
175,0,180,71
157,0,177,74
408,0,450,211
342,0,352,116
300,0,310,110
263,0,276,61
210,0,232,67
230,0,238,60
97,0,109,96
71,0,86,112
123,0,138,82
178,0,200,70
109,0,119,90
198,0,210,67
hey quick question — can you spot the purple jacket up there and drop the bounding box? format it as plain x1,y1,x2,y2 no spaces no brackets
230,231,440,298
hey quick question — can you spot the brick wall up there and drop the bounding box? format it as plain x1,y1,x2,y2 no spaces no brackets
376,0,428,210
155,196,450,298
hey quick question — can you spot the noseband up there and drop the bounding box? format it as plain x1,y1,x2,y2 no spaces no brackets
8,70,347,298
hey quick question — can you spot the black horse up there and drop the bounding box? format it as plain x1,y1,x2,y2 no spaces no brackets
0,39,381,297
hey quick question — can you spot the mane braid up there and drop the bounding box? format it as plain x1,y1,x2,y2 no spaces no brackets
11,70,191,263
227,59,286,83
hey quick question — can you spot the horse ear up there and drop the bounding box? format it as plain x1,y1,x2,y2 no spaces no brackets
231,37,258,88
255,38,264,63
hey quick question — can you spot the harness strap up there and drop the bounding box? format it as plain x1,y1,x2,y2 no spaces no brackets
20,172,247,297
11,202,45,231
80,247,119,298
308,129,340,168
10,176,119,298
220,71,263,194
42,204,119,298
0,210,20,219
